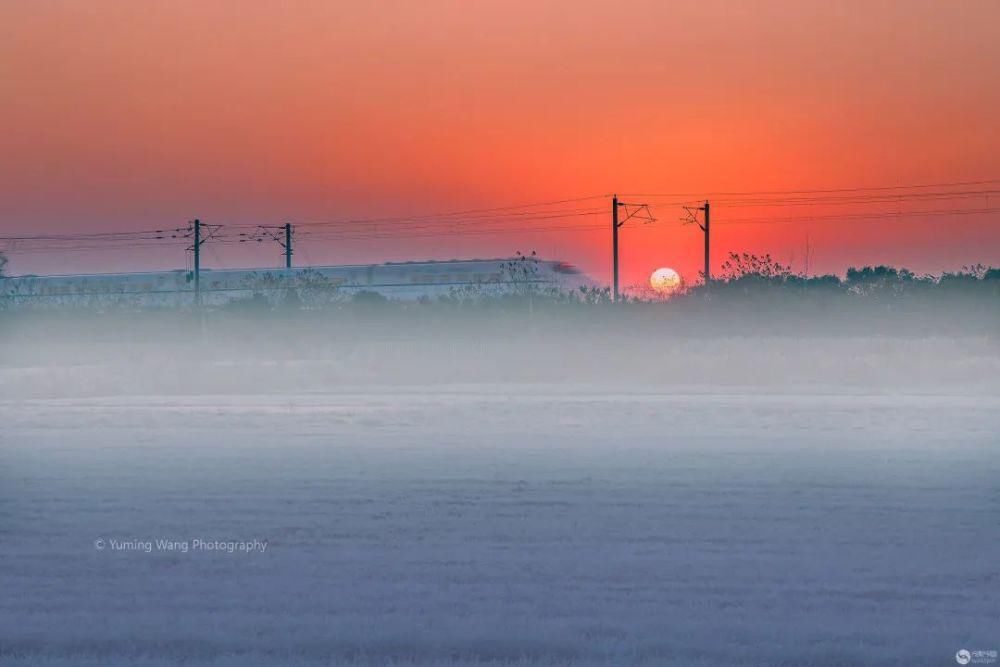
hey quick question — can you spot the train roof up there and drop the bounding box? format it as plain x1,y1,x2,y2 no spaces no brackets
3,257,565,280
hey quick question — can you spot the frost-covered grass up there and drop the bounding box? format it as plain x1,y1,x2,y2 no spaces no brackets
1,390,998,666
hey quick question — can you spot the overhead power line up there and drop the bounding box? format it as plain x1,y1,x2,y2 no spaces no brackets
287,206,608,229
1,242,190,255
280,195,611,228
0,227,188,242
1,178,998,277
714,206,1000,226
3,179,997,244
707,189,1000,207
619,178,1000,199
295,209,606,235
3,206,996,253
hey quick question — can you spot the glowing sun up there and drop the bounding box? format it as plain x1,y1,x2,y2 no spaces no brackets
650,267,681,294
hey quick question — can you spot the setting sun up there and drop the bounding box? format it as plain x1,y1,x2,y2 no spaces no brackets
650,267,681,294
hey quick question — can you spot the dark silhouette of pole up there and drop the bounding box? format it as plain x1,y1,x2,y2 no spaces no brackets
612,195,619,301
682,201,711,287
284,223,293,269
193,219,201,306
703,200,710,286
611,196,654,301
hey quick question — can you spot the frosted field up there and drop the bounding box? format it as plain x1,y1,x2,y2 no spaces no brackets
1,389,998,666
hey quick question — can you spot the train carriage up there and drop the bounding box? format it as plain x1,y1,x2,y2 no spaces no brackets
1,258,595,308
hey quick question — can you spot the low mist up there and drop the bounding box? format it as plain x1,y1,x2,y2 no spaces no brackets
2,289,998,399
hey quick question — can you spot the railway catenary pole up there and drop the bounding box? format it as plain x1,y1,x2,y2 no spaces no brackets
188,219,223,307
284,222,293,270
193,218,201,306
612,195,619,301
703,200,710,287
681,201,711,288
612,196,655,301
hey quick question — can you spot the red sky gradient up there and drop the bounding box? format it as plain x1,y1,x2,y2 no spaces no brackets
2,0,999,288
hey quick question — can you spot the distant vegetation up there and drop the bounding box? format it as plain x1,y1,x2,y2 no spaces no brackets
692,252,999,300
2,250,997,336
216,251,999,336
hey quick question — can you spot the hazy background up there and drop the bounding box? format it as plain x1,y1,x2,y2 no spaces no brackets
2,300,998,399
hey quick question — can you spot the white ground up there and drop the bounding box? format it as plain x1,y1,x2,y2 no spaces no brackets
1,389,998,666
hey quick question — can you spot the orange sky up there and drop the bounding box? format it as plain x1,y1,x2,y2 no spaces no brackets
1,0,999,286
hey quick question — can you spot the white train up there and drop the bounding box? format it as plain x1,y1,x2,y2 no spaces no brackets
1,258,596,308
